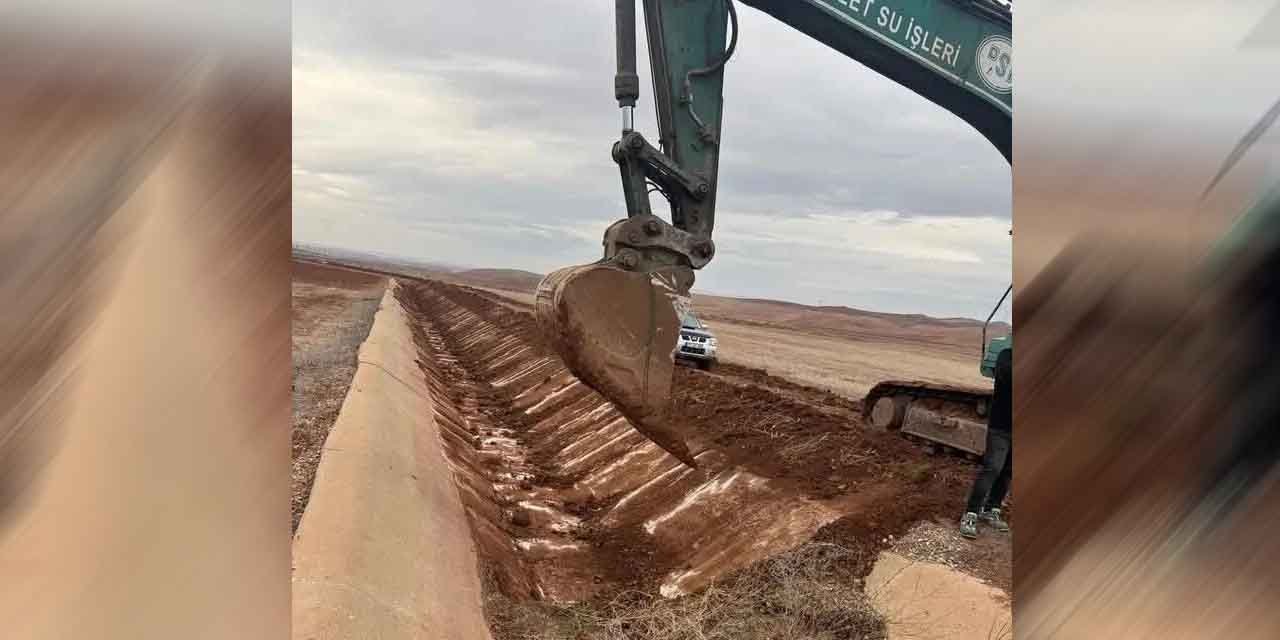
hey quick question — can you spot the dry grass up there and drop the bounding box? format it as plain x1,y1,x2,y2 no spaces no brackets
291,279,384,532
485,543,886,640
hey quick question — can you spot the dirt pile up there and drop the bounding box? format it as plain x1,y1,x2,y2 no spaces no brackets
703,361,864,418
396,279,977,607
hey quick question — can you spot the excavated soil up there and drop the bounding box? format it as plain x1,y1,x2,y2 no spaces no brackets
395,278,980,610
701,361,865,420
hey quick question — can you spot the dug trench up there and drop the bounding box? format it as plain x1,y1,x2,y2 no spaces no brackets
395,279,977,613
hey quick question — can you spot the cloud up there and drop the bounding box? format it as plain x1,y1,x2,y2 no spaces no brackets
293,0,1013,319
6,0,288,48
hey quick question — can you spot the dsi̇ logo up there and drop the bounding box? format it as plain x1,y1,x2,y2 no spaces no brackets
975,35,1012,94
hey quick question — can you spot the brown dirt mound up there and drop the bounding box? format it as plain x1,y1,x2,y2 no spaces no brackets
703,361,864,416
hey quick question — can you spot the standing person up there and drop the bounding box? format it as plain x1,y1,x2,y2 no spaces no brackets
1187,188,1280,538
960,346,1012,539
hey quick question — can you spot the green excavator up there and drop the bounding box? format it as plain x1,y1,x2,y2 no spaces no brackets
863,234,1009,457
536,0,1013,465
863,281,1010,457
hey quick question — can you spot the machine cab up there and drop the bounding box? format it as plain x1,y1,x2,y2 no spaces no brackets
981,335,1011,379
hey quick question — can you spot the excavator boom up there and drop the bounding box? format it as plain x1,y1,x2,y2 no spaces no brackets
537,0,1013,466
742,0,1011,161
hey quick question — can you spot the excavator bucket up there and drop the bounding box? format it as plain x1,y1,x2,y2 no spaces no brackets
535,262,697,467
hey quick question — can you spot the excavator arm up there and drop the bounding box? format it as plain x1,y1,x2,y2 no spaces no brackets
608,0,1010,285
537,0,1013,466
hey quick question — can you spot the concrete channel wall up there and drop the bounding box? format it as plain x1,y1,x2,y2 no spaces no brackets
292,281,493,640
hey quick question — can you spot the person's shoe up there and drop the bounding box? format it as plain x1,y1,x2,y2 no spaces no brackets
982,507,1010,532
959,511,979,539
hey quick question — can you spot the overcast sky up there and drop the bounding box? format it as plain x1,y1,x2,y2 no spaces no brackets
293,1,1012,320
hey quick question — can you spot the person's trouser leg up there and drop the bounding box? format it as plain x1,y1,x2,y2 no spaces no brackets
1194,253,1280,525
985,439,1012,510
1196,399,1280,524
967,430,1011,514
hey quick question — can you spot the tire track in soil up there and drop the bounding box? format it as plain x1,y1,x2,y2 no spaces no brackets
397,279,976,603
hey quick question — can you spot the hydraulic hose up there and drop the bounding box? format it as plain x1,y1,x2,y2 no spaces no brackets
683,0,738,142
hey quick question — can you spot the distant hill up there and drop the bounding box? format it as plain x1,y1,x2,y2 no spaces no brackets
716,295,1010,332
443,266,1010,334
301,253,1012,346
454,268,545,292
689,293,1008,356
292,244,460,275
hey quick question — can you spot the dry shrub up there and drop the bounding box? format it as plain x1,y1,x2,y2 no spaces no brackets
485,543,886,640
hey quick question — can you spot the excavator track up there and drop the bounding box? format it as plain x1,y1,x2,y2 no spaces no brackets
863,381,991,458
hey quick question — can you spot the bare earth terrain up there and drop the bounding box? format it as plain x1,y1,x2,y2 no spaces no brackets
443,267,1003,397
290,257,1011,639
290,260,385,532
